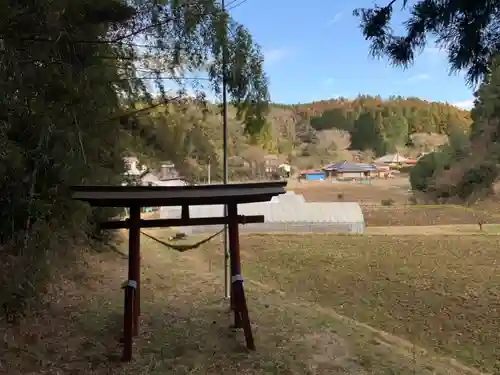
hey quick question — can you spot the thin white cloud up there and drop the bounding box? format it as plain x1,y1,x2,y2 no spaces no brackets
263,48,292,65
327,12,343,26
452,99,474,109
408,73,430,81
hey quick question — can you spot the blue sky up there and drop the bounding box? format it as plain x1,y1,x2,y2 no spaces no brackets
227,0,475,109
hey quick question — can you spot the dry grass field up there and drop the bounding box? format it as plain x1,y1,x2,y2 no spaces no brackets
196,233,500,373
290,177,411,205
289,176,500,226
1,230,495,375
363,206,497,226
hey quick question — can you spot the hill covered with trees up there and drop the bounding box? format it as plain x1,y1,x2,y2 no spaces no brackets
146,95,471,180
288,96,470,155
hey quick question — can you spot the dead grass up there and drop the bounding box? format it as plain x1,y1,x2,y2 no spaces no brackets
290,178,411,205
363,206,498,226
0,230,491,375
289,178,500,226
366,223,500,235
195,233,500,373
289,177,500,217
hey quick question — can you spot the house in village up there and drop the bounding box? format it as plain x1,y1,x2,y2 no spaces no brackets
141,161,187,187
263,154,290,179
263,154,279,174
323,161,378,179
123,156,147,177
374,152,417,166
298,169,326,181
123,157,187,187
121,157,188,214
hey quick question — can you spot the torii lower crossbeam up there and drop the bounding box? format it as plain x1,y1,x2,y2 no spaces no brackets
70,181,287,361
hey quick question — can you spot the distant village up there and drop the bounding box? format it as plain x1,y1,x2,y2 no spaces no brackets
122,151,425,187
298,152,424,182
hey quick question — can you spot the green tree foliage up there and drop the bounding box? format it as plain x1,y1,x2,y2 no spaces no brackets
281,95,469,159
353,0,500,201
382,108,409,151
353,0,500,85
301,96,470,136
0,0,130,316
0,0,270,317
470,58,500,141
409,151,452,193
409,59,500,202
351,111,387,155
310,107,353,132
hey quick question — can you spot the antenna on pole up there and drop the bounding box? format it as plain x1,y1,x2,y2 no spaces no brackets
221,0,230,300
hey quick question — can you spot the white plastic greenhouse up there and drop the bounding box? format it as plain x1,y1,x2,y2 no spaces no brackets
159,191,365,234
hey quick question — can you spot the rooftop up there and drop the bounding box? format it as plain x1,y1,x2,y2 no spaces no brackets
323,161,378,172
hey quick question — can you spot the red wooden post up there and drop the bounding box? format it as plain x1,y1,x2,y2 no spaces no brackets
122,205,141,361
122,282,135,361
227,203,255,350
129,205,141,336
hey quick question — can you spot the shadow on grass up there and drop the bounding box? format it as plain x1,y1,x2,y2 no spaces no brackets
74,293,304,374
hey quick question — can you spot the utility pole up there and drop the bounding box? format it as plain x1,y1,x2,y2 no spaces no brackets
221,0,230,300
208,158,211,184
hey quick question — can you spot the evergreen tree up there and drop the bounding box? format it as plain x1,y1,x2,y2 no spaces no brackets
354,0,500,85
470,58,500,141
351,111,386,155
383,109,409,151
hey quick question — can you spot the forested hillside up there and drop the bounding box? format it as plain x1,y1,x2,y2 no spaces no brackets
145,95,471,180
288,96,470,156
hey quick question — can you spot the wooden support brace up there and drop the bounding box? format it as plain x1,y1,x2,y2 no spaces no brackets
100,215,265,230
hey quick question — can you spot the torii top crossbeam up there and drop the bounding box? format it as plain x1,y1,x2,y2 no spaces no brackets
71,181,287,207
70,181,287,362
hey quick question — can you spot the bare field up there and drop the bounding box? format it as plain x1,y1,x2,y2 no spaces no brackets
366,223,500,235
363,206,498,226
1,231,491,375
197,233,500,373
290,177,411,205
288,177,500,226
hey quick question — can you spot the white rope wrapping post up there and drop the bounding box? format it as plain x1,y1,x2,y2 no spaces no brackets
231,274,244,283
121,280,137,289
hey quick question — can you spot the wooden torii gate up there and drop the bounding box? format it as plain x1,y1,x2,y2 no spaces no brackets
70,181,286,361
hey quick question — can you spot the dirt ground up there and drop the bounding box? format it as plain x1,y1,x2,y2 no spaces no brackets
0,231,488,375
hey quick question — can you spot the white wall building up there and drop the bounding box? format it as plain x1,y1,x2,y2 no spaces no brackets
160,191,365,234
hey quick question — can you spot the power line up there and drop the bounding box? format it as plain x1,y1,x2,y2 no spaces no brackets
226,0,249,10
